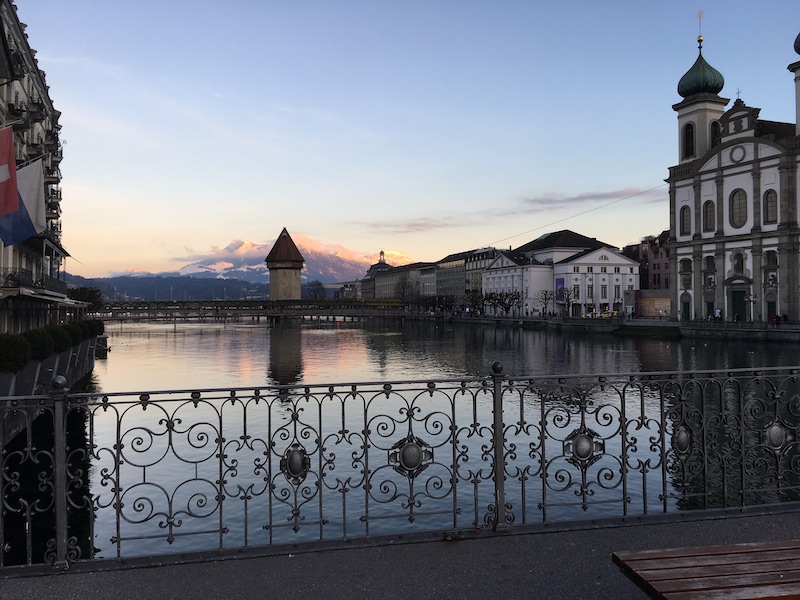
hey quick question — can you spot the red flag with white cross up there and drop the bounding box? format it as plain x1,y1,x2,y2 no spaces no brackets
0,127,18,217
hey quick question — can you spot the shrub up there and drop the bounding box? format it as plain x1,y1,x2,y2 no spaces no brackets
0,333,31,373
90,319,105,336
77,320,92,340
62,324,83,346
45,325,73,353
21,328,55,360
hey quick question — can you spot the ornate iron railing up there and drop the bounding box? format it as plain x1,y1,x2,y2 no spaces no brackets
2,364,800,570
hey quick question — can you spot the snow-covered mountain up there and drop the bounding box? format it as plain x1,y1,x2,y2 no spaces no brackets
130,235,414,284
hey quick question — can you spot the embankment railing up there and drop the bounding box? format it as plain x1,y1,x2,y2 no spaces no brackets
2,363,800,570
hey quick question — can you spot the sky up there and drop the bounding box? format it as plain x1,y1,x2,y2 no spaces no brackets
15,0,800,278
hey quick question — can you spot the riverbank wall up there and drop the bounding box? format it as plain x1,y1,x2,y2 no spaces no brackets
449,315,800,342
0,337,98,451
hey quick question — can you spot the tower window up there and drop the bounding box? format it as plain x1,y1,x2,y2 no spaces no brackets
711,121,721,148
763,189,778,224
682,123,695,159
729,189,747,228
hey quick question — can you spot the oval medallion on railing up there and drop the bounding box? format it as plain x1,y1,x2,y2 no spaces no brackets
573,434,593,461
674,426,692,455
400,442,423,471
766,423,787,450
280,443,311,485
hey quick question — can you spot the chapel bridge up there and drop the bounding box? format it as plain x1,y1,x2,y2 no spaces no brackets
90,300,412,323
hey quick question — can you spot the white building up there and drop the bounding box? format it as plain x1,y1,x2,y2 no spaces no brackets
482,230,639,317
668,31,800,322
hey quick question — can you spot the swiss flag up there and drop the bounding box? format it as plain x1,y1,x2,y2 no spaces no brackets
0,127,18,217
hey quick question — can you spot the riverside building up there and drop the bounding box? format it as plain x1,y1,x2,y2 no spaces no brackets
668,30,800,322
0,1,75,333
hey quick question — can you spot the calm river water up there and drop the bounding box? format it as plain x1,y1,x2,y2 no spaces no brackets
93,319,800,392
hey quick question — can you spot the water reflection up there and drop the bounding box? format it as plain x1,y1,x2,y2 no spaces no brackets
268,322,302,386
96,321,800,392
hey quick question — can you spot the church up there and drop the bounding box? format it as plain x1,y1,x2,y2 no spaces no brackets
668,30,800,322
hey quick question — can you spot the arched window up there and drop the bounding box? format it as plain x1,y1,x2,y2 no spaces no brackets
704,256,715,271
679,206,691,235
682,123,695,159
711,121,721,148
763,189,778,224
679,258,693,273
765,251,778,267
702,201,715,232
733,253,744,275
729,189,747,228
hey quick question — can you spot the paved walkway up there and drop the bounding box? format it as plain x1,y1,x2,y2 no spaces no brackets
3,507,800,600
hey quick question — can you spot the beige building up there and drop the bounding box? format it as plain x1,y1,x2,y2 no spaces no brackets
0,1,75,333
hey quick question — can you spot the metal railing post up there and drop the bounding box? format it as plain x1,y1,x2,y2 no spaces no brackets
491,361,508,532
52,376,69,568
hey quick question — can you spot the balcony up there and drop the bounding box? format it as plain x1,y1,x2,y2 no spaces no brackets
34,274,68,295
44,129,59,150
26,99,45,122
7,104,30,132
44,167,61,184
25,141,43,157
0,267,34,288
46,201,61,219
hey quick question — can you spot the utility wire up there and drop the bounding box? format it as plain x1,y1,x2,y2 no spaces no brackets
487,183,668,248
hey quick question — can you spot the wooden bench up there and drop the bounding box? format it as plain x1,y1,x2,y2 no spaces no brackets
613,539,800,599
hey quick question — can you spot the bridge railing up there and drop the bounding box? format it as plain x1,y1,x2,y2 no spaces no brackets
2,364,800,570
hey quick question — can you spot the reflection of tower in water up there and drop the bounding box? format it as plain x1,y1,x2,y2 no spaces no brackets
268,321,304,389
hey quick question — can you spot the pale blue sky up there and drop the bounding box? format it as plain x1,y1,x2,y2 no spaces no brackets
16,1,800,277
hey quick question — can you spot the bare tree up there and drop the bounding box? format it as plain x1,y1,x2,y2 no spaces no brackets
485,291,523,316
537,289,554,316
560,287,577,317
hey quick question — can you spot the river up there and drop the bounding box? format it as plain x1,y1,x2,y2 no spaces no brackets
91,319,799,392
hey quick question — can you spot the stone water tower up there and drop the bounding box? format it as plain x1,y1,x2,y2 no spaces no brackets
265,228,304,300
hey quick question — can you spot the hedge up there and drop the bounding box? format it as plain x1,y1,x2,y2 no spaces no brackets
22,328,55,360
0,320,105,373
0,333,32,373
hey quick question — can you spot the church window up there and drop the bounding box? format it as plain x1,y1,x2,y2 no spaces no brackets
733,253,744,275
763,189,778,224
711,121,721,148
704,256,715,272
729,189,747,228
679,206,691,235
682,123,695,159
702,201,715,232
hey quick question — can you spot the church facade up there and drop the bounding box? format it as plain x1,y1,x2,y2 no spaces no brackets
668,31,800,322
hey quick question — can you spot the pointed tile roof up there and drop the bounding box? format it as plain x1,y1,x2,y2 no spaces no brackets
265,228,304,267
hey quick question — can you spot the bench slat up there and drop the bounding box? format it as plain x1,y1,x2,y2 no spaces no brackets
613,539,800,600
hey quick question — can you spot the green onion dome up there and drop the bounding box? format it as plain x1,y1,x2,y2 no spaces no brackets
678,36,724,98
